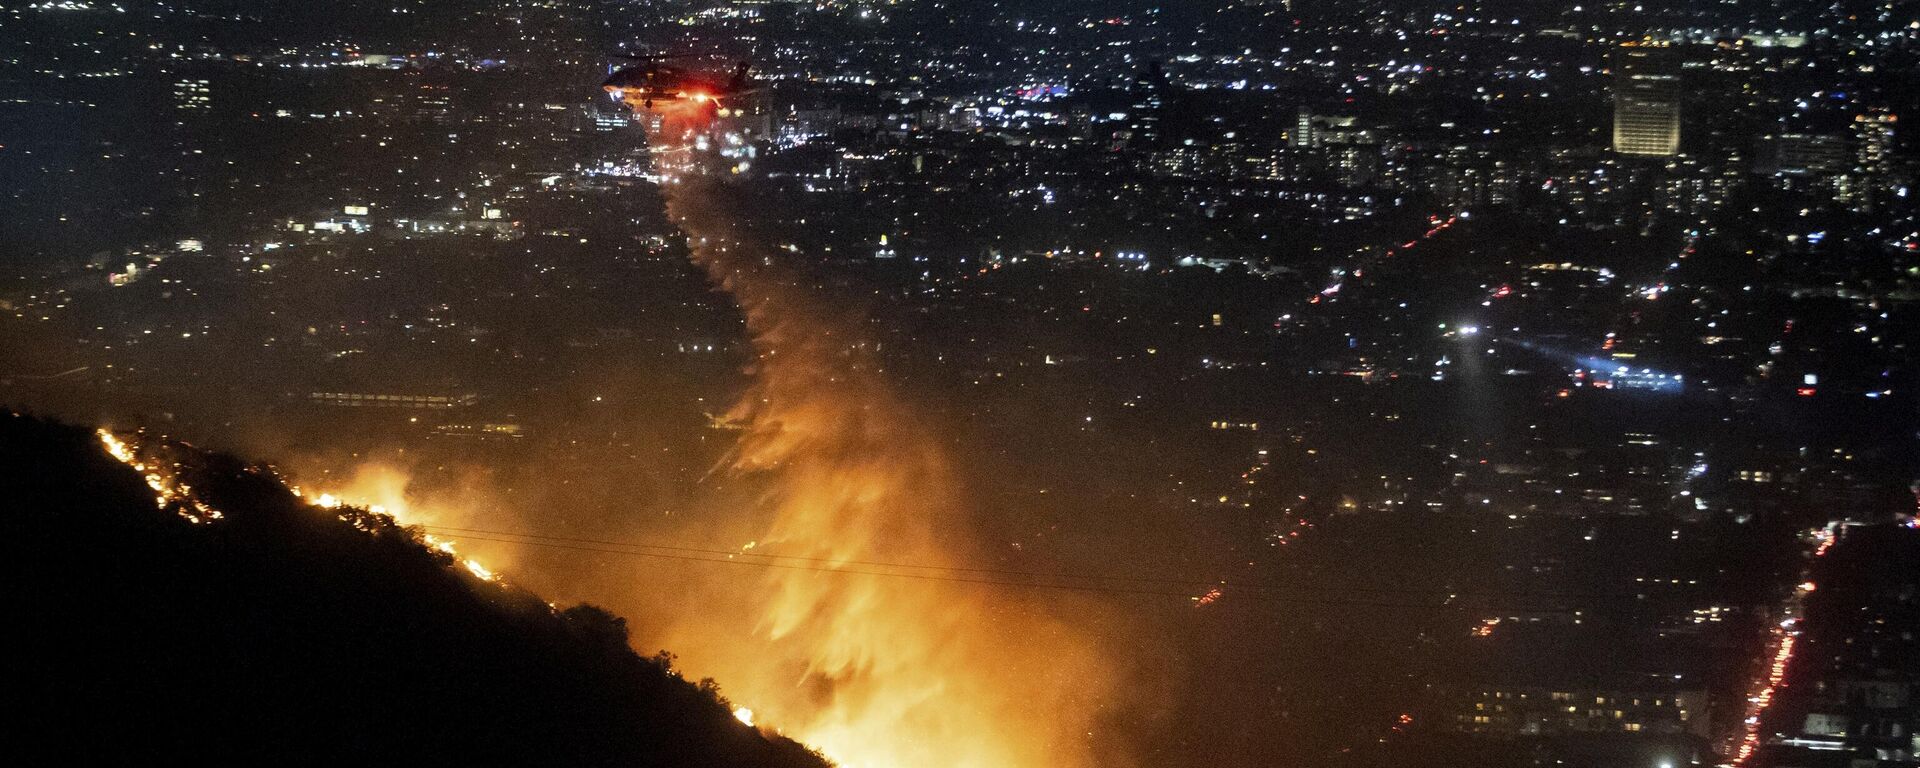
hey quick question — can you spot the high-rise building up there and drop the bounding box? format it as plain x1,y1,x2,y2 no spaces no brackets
1849,109,1901,208
1292,107,1315,148
1854,109,1896,176
1611,46,1681,158
1128,62,1169,149
172,78,211,110
1291,110,1369,149
1756,133,1849,176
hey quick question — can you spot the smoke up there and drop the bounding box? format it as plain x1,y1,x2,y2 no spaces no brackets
633,114,1128,767
254,106,1143,767
274,454,531,577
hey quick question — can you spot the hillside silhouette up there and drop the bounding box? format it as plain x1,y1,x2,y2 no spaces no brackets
0,411,831,768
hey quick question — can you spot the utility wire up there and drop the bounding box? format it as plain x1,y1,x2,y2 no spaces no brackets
421,524,1648,607
434,530,1475,608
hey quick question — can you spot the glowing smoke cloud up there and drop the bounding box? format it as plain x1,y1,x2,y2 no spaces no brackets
644,106,1124,768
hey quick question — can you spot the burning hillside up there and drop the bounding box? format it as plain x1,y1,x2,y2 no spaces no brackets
0,411,830,768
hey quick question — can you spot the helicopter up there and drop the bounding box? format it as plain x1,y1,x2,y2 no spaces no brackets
601,54,755,111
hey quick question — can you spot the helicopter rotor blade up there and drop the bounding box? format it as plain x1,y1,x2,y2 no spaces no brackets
612,52,699,62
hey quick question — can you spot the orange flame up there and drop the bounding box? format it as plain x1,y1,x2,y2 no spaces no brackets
648,146,1126,767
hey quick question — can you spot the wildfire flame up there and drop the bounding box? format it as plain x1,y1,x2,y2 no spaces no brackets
97,429,222,524
105,104,1137,768
639,114,1124,767
100,428,499,584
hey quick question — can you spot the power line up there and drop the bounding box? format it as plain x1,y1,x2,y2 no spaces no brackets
421,524,1631,598
421,524,1641,608
432,530,1465,608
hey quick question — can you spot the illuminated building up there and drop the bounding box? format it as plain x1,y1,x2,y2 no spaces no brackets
1291,111,1370,150
1854,109,1896,176
308,392,479,409
1852,109,1900,207
1128,62,1169,149
590,101,634,131
1450,686,1711,739
1756,133,1849,177
1571,366,1684,392
429,423,526,440
173,78,211,110
1611,46,1681,158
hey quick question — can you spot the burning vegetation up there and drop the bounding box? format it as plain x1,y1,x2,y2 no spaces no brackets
0,411,829,768
643,134,1129,766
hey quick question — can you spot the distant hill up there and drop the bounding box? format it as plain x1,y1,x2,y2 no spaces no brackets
0,411,830,768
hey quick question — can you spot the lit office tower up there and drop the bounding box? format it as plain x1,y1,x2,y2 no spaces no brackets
1128,62,1169,149
1611,46,1681,157
173,78,211,110
1854,109,1895,176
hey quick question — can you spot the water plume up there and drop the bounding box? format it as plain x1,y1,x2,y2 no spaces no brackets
642,112,1125,767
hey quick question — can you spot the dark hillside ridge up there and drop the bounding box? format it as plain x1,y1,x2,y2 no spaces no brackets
0,411,830,768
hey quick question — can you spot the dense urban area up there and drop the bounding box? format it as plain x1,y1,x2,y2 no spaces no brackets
2,1,1917,767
